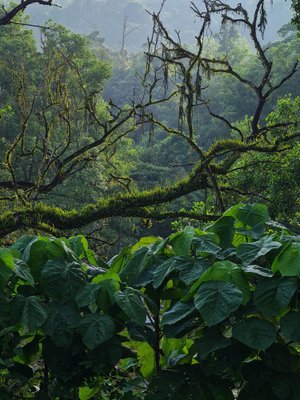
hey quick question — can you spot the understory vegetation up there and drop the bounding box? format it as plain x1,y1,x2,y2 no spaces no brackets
2,203,300,399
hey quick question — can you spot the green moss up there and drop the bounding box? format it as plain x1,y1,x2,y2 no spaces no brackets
0,169,211,236
205,139,244,159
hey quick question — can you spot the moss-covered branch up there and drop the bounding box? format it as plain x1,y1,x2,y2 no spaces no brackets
2,133,299,237
0,166,210,237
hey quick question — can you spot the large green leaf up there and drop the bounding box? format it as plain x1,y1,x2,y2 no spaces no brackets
109,246,131,273
232,318,276,351
153,256,193,289
237,236,282,265
194,281,243,326
9,235,34,253
44,303,80,347
162,301,195,325
163,318,197,339
79,386,94,400
161,337,193,363
16,335,41,365
0,249,14,289
75,283,100,308
41,260,86,301
115,288,147,326
168,226,195,256
195,327,231,358
67,235,88,259
11,295,47,332
119,247,149,285
134,342,155,379
92,270,121,284
224,203,269,227
130,236,162,253
192,232,221,255
13,259,35,287
21,297,47,331
96,279,120,311
0,248,14,268
272,242,300,276
280,312,300,342
133,256,165,288
79,314,115,350
89,337,123,371
235,223,265,240
189,260,250,303
23,237,76,281
179,258,209,285
23,237,61,280
208,216,235,249
231,220,248,247
127,321,156,345
254,276,297,316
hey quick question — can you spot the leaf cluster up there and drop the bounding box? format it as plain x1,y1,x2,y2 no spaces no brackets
2,204,300,398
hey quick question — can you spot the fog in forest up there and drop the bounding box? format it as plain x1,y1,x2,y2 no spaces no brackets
27,0,292,51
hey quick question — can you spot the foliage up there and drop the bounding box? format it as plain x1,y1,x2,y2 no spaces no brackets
0,17,144,250
0,1,299,397
222,96,300,222
2,204,300,398
291,0,300,30
0,0,299,244
0,233,138,399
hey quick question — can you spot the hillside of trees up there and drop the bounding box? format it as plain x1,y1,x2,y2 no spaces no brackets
1,0,300,399
0,0,299,252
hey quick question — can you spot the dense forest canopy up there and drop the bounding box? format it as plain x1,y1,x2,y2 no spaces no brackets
0,0,299,251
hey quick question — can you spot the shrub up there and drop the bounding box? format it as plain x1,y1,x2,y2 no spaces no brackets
1,204,300,399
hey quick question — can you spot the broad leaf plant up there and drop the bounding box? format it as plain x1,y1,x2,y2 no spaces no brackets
1,204,300,399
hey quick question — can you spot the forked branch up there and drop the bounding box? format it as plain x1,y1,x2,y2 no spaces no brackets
0,0,56,26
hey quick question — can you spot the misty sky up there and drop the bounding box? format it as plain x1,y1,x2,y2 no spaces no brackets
27,0,292,51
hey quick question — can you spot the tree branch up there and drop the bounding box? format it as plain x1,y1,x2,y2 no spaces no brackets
0,1,55,26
